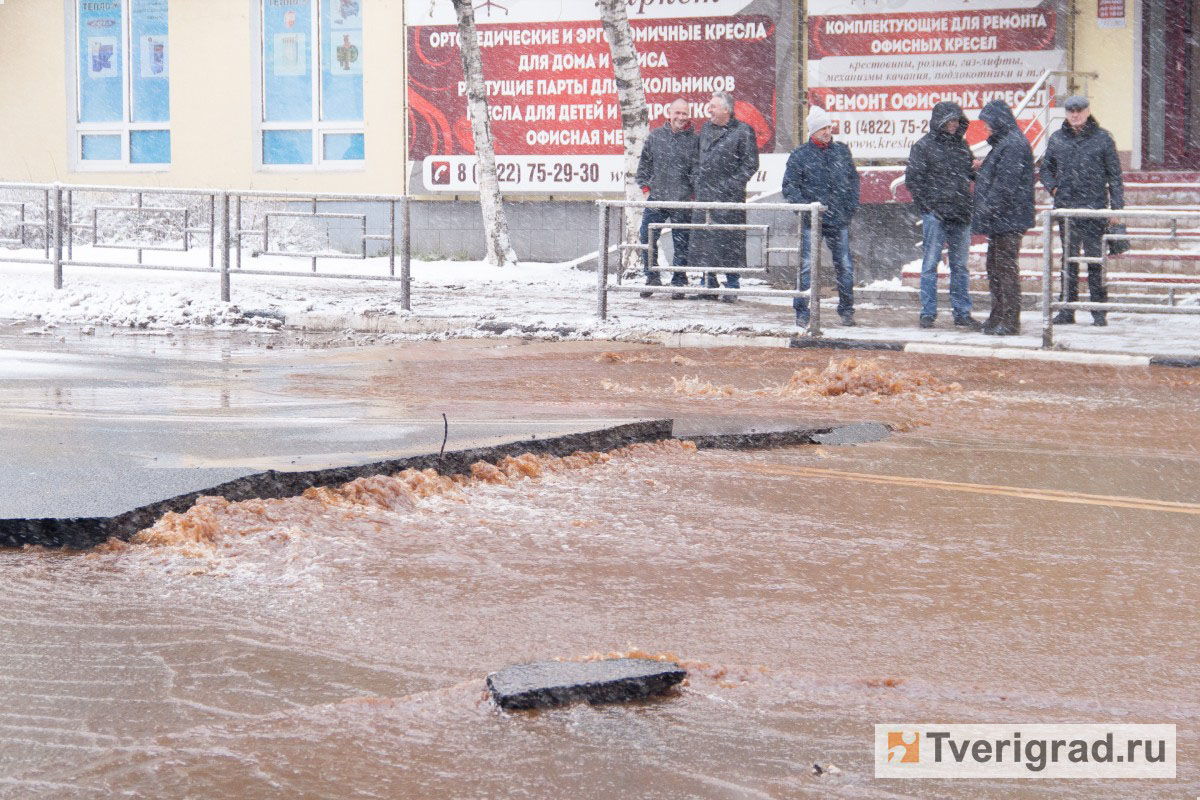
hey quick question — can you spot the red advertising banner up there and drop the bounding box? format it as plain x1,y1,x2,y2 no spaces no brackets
807,1,1065,159
1097,0,1127,27
407,17,776,162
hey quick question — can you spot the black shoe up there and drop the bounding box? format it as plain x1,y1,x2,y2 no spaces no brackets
954,315,983,331
840,314,855,327
670,292,686,300
795,314,810,328
639,276,663,298
919,316,935,329
1052,311,1075,325
984,326,1018,336
720,294,737,303
1092,313,1108,327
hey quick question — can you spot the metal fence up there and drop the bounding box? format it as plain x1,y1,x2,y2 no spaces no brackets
0,182,411,308
1040,207,1200,349
596,199,826,333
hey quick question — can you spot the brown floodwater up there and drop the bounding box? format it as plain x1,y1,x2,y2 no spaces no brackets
2,340,1198,798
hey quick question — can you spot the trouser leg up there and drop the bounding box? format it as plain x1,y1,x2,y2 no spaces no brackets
640,206,663,281
828,227,854,317
945,220,973,319
794,225,812,316
995,232,1022,332
668,208,690,286
918,213,945,320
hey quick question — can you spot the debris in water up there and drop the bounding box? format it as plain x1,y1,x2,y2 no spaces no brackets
486,658,686,710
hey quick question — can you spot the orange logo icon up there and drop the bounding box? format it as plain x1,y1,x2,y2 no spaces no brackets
887,731,920,763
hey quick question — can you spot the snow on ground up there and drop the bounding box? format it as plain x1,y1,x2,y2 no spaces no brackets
1,244,1197,358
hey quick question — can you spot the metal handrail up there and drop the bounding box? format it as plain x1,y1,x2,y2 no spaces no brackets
595,198,825,334
1040,207,1200,349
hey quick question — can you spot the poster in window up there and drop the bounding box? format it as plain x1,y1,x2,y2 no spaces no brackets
140,35,168,78
89,37,119,78
331,31,363,74
274,33,307,76
330,0,361,29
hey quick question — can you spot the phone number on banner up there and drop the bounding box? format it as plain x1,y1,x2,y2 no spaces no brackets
422,156,623,193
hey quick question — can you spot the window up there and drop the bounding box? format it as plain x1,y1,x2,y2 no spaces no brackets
257,0,364,169
72,0,170,169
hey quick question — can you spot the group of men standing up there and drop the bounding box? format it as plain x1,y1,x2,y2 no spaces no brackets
636,90,1124,334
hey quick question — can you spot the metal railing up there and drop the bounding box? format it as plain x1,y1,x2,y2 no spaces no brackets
596,199,825,333
0,182,411,308
1040,207,1200,349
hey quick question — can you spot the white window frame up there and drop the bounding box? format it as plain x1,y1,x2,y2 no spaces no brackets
66,0,171,173
251,0,365,172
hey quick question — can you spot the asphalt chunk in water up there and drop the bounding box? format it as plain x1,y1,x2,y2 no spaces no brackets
486,658,686,711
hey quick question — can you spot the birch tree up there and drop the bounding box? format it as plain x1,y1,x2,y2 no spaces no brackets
450,0,518,267
595,0,650,274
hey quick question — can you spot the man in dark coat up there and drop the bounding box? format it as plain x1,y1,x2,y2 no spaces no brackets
782,105,860,326
905,101,981,330
1039,95,1124,326
973,99,1035,336
689,90,759,301
636,98,698,298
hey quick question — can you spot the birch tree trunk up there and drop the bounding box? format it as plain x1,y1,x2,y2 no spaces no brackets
450,0,518,267
596,0,650,275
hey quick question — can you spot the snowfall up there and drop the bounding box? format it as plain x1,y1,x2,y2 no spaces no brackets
1,241,1197,362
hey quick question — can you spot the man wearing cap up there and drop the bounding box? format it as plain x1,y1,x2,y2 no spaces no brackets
973,99,1035,336
782,106,861,327
1039,95,1124,326
905,101,982,330
636,98,698,299
689,90,759,301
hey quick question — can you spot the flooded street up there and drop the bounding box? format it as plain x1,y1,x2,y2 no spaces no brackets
2,335,1198,797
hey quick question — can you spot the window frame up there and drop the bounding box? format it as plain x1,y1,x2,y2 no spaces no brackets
252,0,365,172
67,0,171,173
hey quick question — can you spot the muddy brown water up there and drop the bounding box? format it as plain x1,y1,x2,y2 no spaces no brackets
2,338,1198,798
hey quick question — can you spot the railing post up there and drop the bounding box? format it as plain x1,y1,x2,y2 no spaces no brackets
1041,209,1054,349
809,202,822,337
597,202,609,320
400,196,411,312
51,185,63,290
219,192,231,302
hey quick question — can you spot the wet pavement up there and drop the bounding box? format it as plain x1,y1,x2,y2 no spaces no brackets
0,328,1197,797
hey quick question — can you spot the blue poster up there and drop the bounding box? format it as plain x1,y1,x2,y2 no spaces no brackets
321,0,363,121
131,0,169,123
78,0,123,123
263,0,313,122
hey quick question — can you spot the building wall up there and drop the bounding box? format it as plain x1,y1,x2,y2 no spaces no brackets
0,0,407,192
1072,0,1139,159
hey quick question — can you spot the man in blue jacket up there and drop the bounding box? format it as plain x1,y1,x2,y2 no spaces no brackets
782,106,860,327
973,100,1035,336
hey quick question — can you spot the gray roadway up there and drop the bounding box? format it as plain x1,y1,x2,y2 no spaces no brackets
0,327,643,520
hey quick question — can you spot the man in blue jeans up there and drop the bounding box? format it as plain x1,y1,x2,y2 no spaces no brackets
904,101,982,329
782,106,860,327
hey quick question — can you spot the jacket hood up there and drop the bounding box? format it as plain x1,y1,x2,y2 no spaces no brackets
979,100,1017,135
930,101,968,136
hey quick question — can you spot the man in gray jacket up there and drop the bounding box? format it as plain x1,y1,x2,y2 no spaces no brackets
636,98,697,298
1039,95,1124,326
689,90,759,301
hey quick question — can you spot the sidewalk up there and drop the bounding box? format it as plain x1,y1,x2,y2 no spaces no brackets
1,250,1197,362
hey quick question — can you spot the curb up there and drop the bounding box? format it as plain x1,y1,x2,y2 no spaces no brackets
0,420,884,550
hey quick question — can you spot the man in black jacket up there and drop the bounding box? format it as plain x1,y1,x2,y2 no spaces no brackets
689,90,759,301
636,98,698,298
782,105,860,326
905,101,981,330
973,100,1035,336
1039,95,1124,326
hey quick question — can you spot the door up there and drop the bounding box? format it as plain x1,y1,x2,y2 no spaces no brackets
1143,0,1200,168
